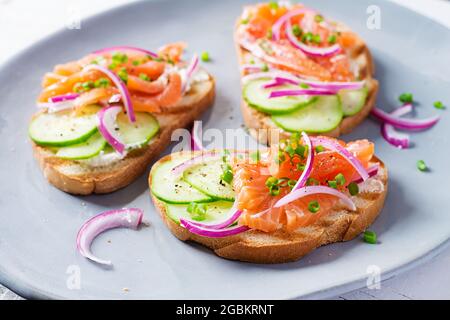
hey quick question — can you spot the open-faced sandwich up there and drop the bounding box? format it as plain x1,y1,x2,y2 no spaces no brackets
29,43,215,195
235,2,378,144
149,132,387,263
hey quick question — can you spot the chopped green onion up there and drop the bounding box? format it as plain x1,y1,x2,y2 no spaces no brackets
94,78,110,88
348,182,359,196
269,185,280,196
315,145,325,153
269,1,279,10
308,201,320,213
139,73,150,81
335,173,346,186
221,164,233,184
299,83,310,89
314,15,324,23
417,160,427,172
187,202,207,221
117,67,128,84
328,180,338,189
292,24,302,37
328,34,337,44
132,60,140,66
285,145,295,157
250,150,260,162
112,52,128,64
261,63,269,72
241,18,249,24
297,163,305,171
266,28,273,39
302,32,313,43
399,92,413,104
288,179,297,189
312,34,322,44
295,145,306,158
108,62,118,70
433,101,445,110
200,51,210,62
363,230,377,244
306,177,319,186
265,176,278,188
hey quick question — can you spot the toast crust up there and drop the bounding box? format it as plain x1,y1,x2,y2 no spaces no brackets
235,19,379,144
32,76,215,195
149,152,388,264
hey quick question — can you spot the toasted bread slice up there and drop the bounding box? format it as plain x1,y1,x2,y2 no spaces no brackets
149,151,388,264
235,20,379,145
32,75,215,195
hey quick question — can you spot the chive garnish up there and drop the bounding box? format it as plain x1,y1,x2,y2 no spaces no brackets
417,160,427,172
363,230,377,244
348,182,359,196
308,201,320,213
399,92,413,104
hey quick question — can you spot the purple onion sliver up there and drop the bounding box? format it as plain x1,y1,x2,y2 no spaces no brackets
292,132,314,191
269,89,335,98
286,19,341,58
50,93,80,103
76,208,143,266
272,8,310,41
352,165,379,184
97,106,126,154
311,137,370,181
189,208,243,230
84,64,135,123
371,107,440,131
93,46,158,58
274,186,356,210
191,121,204,151
180,219,249,238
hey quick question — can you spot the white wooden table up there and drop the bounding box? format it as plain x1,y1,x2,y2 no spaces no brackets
0,0,449,300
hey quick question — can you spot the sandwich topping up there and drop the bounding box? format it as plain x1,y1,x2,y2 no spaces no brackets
152,131,385,238
237,2,372,134
29,44,209,165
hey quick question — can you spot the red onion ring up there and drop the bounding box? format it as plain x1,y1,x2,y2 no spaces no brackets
381,104,412,149
188,202,243,230
269,88,335,98
37,100,76,113
97,105,126,155
272,8,311,41
292,132,314,190
76,208,144,266
84,64,135,123
50,93,80,103
352,164,379,184
311,136,369,181
191,120,204,151
274,185,356,209
92,46,158,58
273,76,365,91
286,20,340,58
371,106,440,131
180,219,249,238
182,54,199,93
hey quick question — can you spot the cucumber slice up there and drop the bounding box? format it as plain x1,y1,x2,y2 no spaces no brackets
29,111,98,147
151,154,213,204
183,158,235,201
272,95,343,133
165,201,233,224
55,133,107,160
116,111,159,148
339,87,368,116
243,79,317,115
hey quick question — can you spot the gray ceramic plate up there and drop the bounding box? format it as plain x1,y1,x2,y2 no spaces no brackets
0,0,449,299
